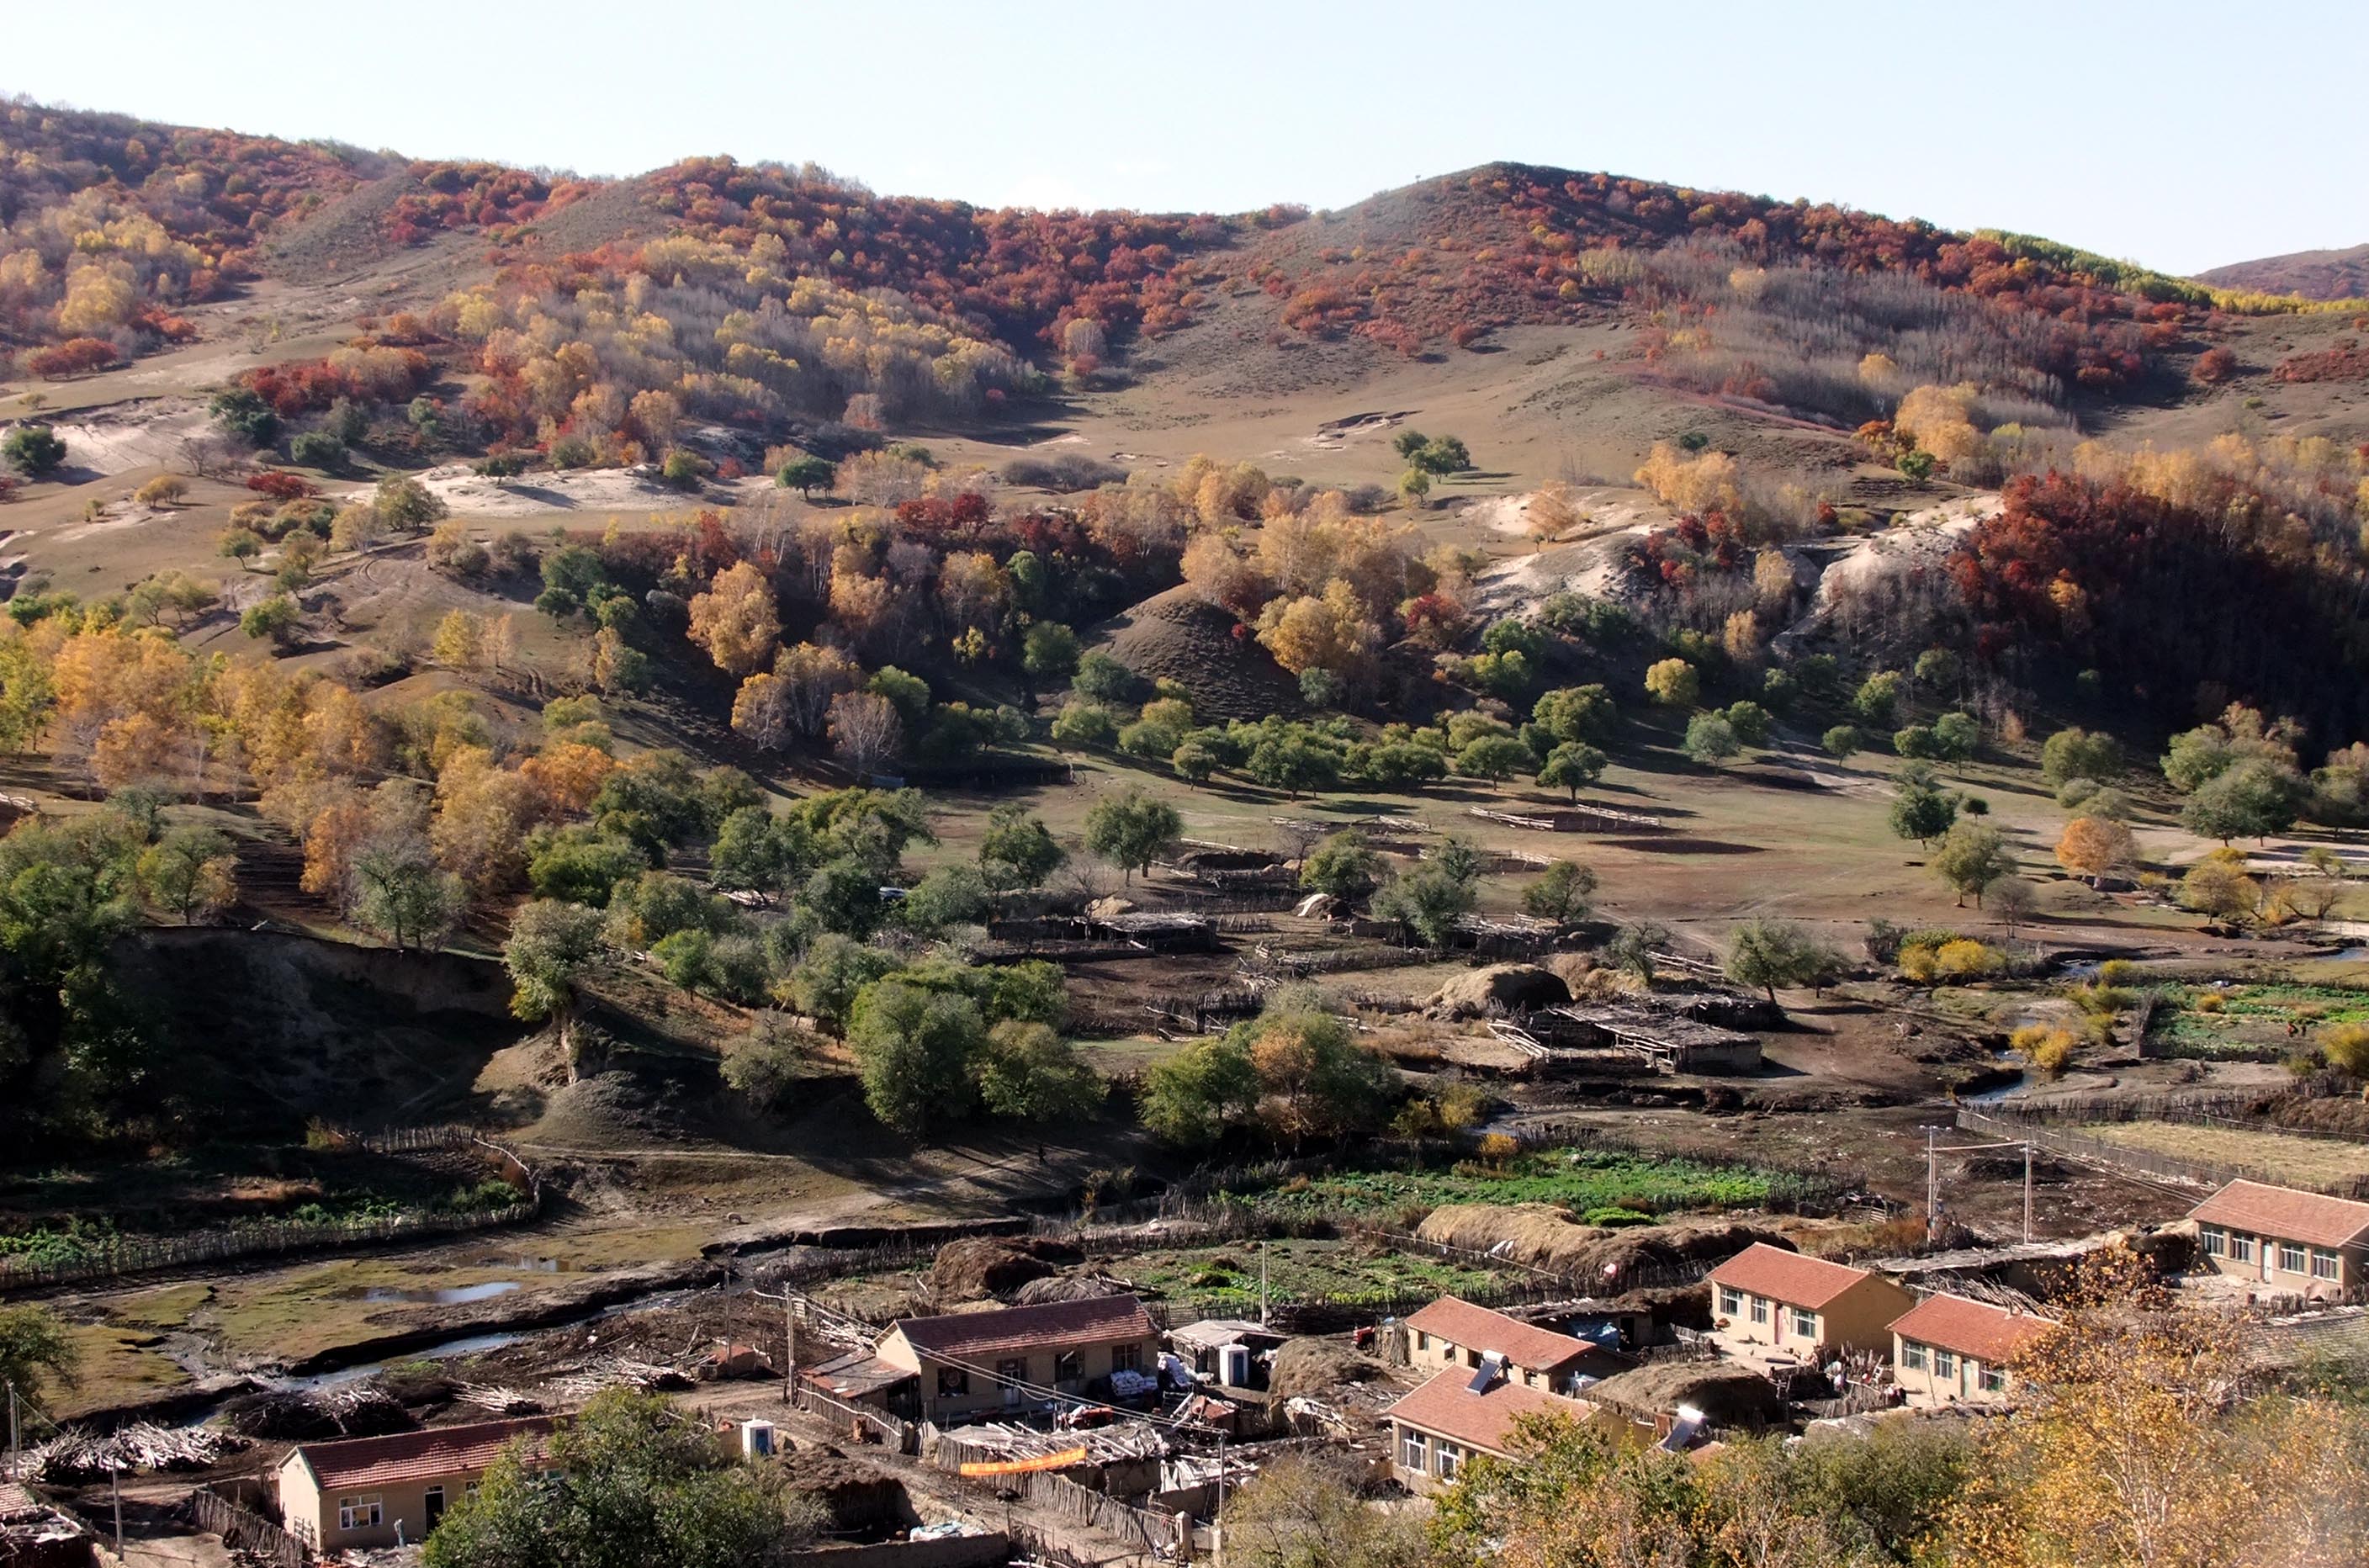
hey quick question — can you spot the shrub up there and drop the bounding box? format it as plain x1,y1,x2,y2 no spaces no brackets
1932,939,2004,979
289,431,346,469
2011,1023,2078,1079
2321,1023,2369,1077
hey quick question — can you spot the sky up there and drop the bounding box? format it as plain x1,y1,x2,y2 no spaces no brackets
8,2,2366,276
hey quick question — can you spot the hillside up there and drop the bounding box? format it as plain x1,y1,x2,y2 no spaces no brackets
2197,242,2369,302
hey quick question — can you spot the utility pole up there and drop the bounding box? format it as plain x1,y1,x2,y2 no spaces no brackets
111,1461,123,1555
1213,1430,1227,1568
2022,1141,2034,1244
785,1296,798,1409
8,1380,18,1481
1925,1126,1939,1231
1258,1245,1268,1328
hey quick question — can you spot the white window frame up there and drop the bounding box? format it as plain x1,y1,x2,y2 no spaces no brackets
2201,1226,2226,1258
2231,1232,2256,1263
1401,1428,1428,1470
1435,1444,1460,1481
337,1496,383,1532
2280,1241,2308,1274
1933,1350,1958,1381
1789,1307,1817,1340
2313,1250,2341,1281
1978,1366,2006,1394
1749,1297,1768,1326
1900,1341,1927,1372
1718,1286,1742,1317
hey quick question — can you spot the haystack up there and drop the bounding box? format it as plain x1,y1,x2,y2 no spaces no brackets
1010,1273,1136,1306
927,1237,1085,1302
1423,963,1570,1019
1268,1338,1387,1401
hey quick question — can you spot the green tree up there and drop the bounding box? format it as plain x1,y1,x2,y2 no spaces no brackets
1239,1006,1396,1148
0,1304,78,1400
135,825,236,924
1606,920,1670,985
1932,820,2014,907
504,899,609,1057
979,804,1065,892
900,864,990,936
2181,757,2304,844
783,935,898,1029
1723,700,1772,747
710,808,803,901
1071,650,1142,706
1822,724,1863,759
1725,918,1842,1003
1852,670,1903,727
1930,710,1980,761
2041,728,2123,787
1522,861,1599,923
526,827,649,906
776,454,836,497
289,431,345,470
1084,787,1182,885
1889,766,1959,845
1301,832,1383,901
349,837,463,951
423,1388,819,1568
1397,466,1431,507
1246,733,1340,799
1370,854,1479,947
1020,620,1081,690
974,1020,1103,1123
1533,684,1619,744
208,387,280,447
1456,734,1534,787
1050,701,1117,751
1414,434,1471,474
1141,1034,1260,1147
846,979,986,1133
1537,741,1608,803
1683,712,1741,766
3,425,67,477
241,593,301,646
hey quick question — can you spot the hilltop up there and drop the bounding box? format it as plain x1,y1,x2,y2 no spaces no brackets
2197,241,2369,303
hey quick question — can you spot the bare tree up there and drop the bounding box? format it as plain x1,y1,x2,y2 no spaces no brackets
828,691,903,780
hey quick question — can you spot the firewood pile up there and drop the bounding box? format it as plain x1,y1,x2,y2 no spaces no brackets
26,1422,247,1482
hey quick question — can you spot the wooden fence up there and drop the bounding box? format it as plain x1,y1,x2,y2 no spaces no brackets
0,1127,543,1294
1956,1107,2369,1199
939,1458,1186,1558
798,1380,918,1453
1970,1092,2369,1146
188,1486,307,1568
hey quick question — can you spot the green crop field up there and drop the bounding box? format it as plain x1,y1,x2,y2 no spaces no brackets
1242,1147,1782,1222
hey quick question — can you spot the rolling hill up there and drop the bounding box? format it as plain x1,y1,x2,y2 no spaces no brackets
2197,242,2369,302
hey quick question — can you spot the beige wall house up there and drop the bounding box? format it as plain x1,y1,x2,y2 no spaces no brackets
1402,1296,1610,1392
1888,1292,2058,1408
276,1416,554,1552
1705,1243,1913,1361
1385,1365,1598,1491
2189,1179,2369,1298
876,1295,1160,1422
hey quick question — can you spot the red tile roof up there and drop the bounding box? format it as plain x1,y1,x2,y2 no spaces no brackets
1405,1297,1597,1372
894,1295,1154,1362
1386,1368,1594,1457
287,1417,554,1493
1707,1243,1878,1310
1888,1293,2059,1365
2188,1179,2369,1251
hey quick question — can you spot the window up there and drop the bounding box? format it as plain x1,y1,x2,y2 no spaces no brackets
337,1497,382,1532
1466,1348,1481,1369
1750,1297,1768,1326
1415,1332,1429,1352
1933,1350,1958,1381
2232,1233,2256,1263
2313,1250,2341,1281
464,1483,480,1501
997,1357,1028,1386
937,1366,969,1396
2280,1242,2308,1274
1054,1350,1082,1383
1401,1429,1429,1470
1112,1343,1142,1373
2201,1226,2226,1258
1435,1445,1460,1481
1979,1367,2006,1394
1718,1286,1742,1317
1790,1308,1817,1340
1901,1341,1927,1372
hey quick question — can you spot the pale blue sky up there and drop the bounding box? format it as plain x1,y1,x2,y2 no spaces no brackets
9,2,2365,275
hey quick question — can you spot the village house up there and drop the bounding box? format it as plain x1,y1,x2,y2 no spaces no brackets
875,1295,1160,1422
1385,1364,1599,1490
1402,1296,1612,1392
1705,1243,1915,1362
1887,1292,2059,1408
276,1416,554,1552
2189,1179,2369,1297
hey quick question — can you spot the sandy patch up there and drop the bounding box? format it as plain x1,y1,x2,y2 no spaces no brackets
342,463,706,520
45,400,211,476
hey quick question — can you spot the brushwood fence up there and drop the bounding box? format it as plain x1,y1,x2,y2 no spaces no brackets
0,1127,544,1294
188,1486,307,1568
936,1456,1185,1558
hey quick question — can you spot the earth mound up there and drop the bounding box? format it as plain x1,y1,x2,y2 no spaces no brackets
1100,585,1301,722
1423,963,1571,1019
927,1237,1087,1303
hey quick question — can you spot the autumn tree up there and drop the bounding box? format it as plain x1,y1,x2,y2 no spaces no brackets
1644,657,1699,707
827,691,903,779
2054,815,2137,887
686,560,781,676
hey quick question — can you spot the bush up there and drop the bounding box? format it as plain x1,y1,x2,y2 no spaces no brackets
2011,1023,2078,1079
289,431,346,469
2,425,66,477
2321,1023,2369,1077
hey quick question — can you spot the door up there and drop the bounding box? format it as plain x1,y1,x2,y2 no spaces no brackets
423,1487,446,1532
